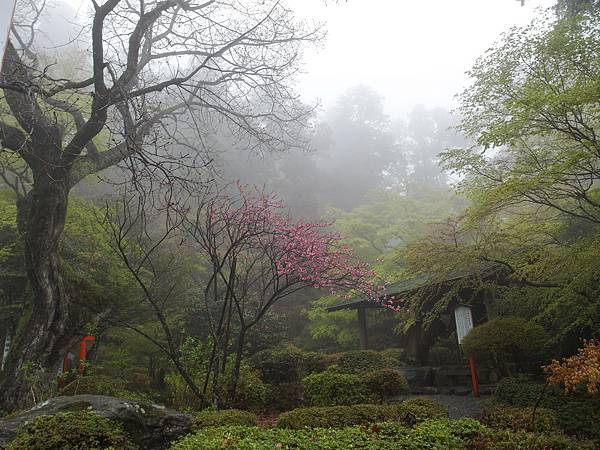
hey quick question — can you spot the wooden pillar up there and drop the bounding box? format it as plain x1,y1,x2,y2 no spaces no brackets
357,306,368,350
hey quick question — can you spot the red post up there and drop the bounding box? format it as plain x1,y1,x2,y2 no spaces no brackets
468,355,480,398
78,335,95,371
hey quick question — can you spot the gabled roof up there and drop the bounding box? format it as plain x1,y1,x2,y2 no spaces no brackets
326,262,501,312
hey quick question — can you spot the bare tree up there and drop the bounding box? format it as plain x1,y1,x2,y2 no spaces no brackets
103,188,210,405
0,0,320,410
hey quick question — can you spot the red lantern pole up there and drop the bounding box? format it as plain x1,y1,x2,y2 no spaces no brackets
468,355,480,398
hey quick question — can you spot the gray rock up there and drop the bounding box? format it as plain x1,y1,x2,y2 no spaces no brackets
0,395,193,450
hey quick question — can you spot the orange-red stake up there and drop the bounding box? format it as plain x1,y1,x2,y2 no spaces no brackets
468,355,480,397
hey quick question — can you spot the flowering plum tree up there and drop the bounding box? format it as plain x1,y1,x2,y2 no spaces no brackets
188,184,381,405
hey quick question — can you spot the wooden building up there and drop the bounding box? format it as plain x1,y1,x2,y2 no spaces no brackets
326,264,501,364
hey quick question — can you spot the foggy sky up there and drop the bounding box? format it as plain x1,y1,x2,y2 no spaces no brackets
293,0,553,117
61,0,552,118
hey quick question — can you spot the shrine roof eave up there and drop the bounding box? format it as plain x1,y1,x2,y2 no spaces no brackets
326,262,501,312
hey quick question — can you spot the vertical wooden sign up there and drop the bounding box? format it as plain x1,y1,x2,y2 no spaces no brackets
454,305,479,397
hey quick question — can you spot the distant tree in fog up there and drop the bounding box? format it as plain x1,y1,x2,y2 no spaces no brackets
315,85,403,210
398,105,467,192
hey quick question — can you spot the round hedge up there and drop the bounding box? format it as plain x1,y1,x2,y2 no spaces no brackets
5,411,136,450
461,317,549,366
334,350,389,374
363,368,409,401
249,346,324,385
301,372,373,406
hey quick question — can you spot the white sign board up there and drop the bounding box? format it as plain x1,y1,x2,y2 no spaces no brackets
0,0,17,74
454,305,474,345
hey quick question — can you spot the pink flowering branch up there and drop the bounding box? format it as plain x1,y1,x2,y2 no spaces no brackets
186,183,395,405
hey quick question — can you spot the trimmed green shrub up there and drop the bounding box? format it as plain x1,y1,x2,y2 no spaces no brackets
461,317,550,370
5,411,137,450
169,421,592,450
413,418,592,450
481,405,557,433
276,398,448,429
363,368,409,401
319,351,343,368
228,366,269,411
267,382,303,411
193,409,258,428
165,366,268,411
164,373,204,411
335,350,389,374
411,419,469,449
301,350,326,374
249,346,324,385
492,374,544,406
400,397,448,422
421,418,593,450
493,376,600,442
249,347,304,384
467,428,594,450
302,372,373,406
169,424,414,450
277,404,396,429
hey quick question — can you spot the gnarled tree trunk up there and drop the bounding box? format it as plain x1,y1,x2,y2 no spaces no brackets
0,176,77,411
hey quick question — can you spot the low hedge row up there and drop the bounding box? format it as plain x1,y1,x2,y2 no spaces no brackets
170,419,593,450
6,408,591,450
249,348,403,385
276,397,448,429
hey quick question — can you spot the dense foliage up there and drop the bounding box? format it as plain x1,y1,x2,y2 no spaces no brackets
382,4,600,364
545,339,600,395
493,376,600,442
4,412,136,450
2,4,600,448
480,406,558,433
363,368,410,401
331,350,394,374
302,372,374,406
276,398,447,429
248,346,322,384
170,419,592,450
461,317,550,374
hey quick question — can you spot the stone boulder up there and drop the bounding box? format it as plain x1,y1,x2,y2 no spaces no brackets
0,395,193,450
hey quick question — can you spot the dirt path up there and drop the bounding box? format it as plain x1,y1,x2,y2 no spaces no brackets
420,394,489,419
